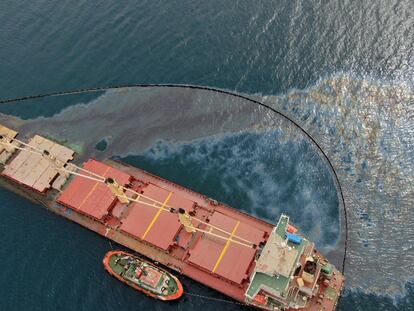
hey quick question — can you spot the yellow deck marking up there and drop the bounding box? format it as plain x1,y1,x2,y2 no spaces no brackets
78,167,110,209
212,221,240,273
142,191,173,240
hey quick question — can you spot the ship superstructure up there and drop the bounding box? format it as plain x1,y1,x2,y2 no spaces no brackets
0,124,344,310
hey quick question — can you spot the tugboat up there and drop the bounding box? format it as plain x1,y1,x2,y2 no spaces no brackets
103,250,184,301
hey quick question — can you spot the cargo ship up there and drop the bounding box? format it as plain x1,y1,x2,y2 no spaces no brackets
0,124,344,310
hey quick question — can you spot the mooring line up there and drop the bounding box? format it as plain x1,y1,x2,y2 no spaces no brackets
185,292,246,306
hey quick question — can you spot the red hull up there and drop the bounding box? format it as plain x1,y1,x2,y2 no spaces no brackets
0,124,344,311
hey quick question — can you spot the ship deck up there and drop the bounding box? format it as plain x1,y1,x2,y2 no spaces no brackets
0,126,345,310
54,158,273,301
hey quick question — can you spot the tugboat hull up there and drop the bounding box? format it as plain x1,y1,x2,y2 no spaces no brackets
103,250,184,301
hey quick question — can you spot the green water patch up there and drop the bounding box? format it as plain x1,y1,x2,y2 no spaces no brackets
95,138,108,152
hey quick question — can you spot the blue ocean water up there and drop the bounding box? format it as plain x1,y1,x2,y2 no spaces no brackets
0,1,413,310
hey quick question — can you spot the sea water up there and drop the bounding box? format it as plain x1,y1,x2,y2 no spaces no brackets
0,1,413,310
